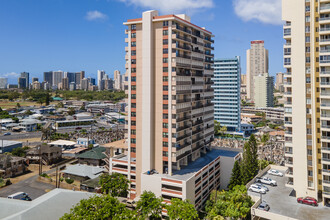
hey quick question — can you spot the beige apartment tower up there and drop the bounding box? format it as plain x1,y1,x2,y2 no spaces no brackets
114,70,122,90
254,73,274,108
109,10,219,209
283,0,330,205
246,40,269,101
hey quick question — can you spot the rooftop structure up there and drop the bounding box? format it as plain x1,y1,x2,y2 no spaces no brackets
62,164,105,180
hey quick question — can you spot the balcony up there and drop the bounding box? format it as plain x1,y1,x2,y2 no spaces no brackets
320,27,330,32
321,71,330,75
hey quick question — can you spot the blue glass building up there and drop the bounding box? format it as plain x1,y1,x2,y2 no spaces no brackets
212,57,241,131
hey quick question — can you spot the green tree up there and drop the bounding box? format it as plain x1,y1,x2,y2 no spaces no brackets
258,159,273,170
228,160,242,189
136,191,163,219
241,134,259,184
16,103,21,108
220,125,227,135
68,107,75,116
214,120,221,135
56,102,64,108
205,185,253,220
11,147,29,157
261,134,269,144
166,198,198,220
60,195,134,220
99,173,130,197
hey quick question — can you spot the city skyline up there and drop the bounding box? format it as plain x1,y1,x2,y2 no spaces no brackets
0,0,283,84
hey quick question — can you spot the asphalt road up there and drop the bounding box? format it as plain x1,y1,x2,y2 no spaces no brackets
0,170,55,200
0,131,42,140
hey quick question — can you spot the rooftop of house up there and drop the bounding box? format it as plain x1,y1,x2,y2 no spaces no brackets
77,147,106,160
62,164,105,179
0,140,22,148
48,140,76,146
27,145,62,155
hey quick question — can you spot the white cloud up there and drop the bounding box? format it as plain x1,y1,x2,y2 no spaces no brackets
0,72,20,78
85,10,108,21
119,0,214,14
233,0,282,25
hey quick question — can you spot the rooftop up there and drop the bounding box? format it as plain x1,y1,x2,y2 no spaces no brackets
77,147,106,160
249,166,330,220
0,189,95,220
62,164,105,179
103,139,128,149
48,140,76,146
0,140,22,148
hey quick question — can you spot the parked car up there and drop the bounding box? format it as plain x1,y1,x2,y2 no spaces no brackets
254,183,269,192
297,197,318,207
248,184,266,194
7,192,31,201
267,169,284,177
256,177,277,186
258,201,270,211
75,127,82,130
4,132,11,136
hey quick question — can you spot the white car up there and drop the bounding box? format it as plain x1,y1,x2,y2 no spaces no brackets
256,177,277,186
249,184,266,194
267,169,283,177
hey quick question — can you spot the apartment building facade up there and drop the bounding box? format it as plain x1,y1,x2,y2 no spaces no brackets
254,73,274,108
246,41,269,101
212,57,241,131
283,0,330,205
114,70,122,90
109,10,216,208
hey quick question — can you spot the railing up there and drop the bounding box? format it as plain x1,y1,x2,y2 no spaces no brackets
323,169,330,173
285,161,293,165
320,93,330,96
322,157,330,161
321,71,330,74
320,17,330,21
320,5,330,10
320,49,330,53
322,147,330,151
321,136,330,140
320,38,330,42
285,121,292,124
320,27,330,32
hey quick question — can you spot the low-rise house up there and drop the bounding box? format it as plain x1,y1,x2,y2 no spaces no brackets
48,140,76,149
61,164,105,182
62,147,88,158
18,121,37,132
77,138,96,147
80,176,101,192
0,140,23,154
26,145,62,165
0,155,27,178
77,147,106,166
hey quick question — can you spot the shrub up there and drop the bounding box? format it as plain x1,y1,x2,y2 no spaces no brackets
5,179,12,186
40,173,49,178
65,178,74,184
60,177,64,182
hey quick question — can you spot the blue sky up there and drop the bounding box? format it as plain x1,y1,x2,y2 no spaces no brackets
0,0,283,84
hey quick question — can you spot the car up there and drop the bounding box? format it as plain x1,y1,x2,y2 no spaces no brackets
267,169,284,177
248,184,266,194
297,197,318,207
75,127,82,130
7,192,31,201
254,183,269,192
255,177,277,186
3,132,11,136
258,201,270,211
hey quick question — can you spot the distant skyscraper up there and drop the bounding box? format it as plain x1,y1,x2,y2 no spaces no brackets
246,41,269,101
32,77,39,82
114,70,121,90
32,81,41,90
212,57,241,131
254,73,274,108
18,77,27,89
62,77,69,90
104,79,113,90
275,72,285,92
44,71,53,85
75,71,85,85
0,77,8,89
81,78,89,91
20,72,29,88
52,71,63,87
120,74,125,90
97,70,106,90
69,82,76,91
64,72,76,84
88,77,96,86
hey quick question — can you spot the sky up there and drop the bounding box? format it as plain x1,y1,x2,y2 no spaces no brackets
0,0,284,84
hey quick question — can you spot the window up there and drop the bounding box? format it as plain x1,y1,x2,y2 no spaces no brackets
307,149,313,155
306,16,310,22
131,24,136,30
131,138,136,143
163,48,168,54
305,26,310,33
163,151,168,157
131,59,136,64
163,142,168,147
131,50,136,56
131,103,136,108
131,68,136,73
163,86,168,91
163,123,168,128
163,104,168,109
131,94,136,99
163,95,168,100
131,77,136,82
163,67,168,72
163,39,168,45
131,147,136,152
163,30,168,35
306,57,311,63
131,112,136,117
163,76,168,82
131,85,136,90
306,36,310,43
163,132,168,138
131,41,136,47
131,121,136,126
163,58,168,63
131,33,136,38
163,21,169,27
308,170,313,177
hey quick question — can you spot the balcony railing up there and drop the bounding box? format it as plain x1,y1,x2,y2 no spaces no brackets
320,38,330,42
321,71,330,74
320,27,330,32
322,157,330,161
320,5,330,10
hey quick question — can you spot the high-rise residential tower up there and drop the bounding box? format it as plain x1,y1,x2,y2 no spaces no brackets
246,41,269,101
282,0,330,205
18,77,27,89
52,71,63,87
212,57,241,131
114,70,122,90
75,71,85,86
275,72,285,92
254,73,274,108
108,10,218,209
0,78,8,89
64,72,76,84
98,70,106,90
